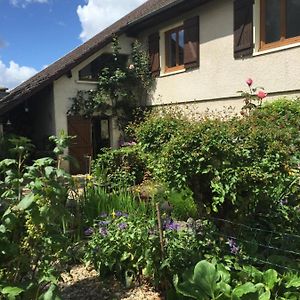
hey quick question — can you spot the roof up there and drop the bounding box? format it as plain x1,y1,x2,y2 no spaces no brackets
0,0,207,115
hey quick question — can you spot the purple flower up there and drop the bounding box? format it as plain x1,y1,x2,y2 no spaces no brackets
118,222,128,230
228,238,239,255
280,199,288,206
99,227,108,236
84,227,94,236
164,219,180,231
98,221,110,227
100,212,108,218
115,211,123,217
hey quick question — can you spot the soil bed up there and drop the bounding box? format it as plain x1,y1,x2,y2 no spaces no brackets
59,265,162,300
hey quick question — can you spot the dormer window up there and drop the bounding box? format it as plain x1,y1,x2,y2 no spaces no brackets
79,53,128,81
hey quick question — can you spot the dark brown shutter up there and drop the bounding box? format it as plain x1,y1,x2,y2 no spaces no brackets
184,16,199,69
234,0,254,59
148,32,160,77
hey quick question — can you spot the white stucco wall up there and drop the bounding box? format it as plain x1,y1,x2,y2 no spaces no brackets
141,0,300,112
53,0,300,133
53,35,135,148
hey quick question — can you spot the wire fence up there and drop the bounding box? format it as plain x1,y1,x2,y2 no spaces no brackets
204,216,300,273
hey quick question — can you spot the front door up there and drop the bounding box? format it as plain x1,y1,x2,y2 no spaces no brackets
67,116,92,174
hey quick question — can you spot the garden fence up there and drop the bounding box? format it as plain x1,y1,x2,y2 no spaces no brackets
205,217,300,273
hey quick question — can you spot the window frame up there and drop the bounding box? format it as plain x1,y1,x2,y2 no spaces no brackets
260,0,300,51
165,25,185,73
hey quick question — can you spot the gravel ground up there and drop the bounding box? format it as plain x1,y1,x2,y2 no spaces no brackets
59,265,162,300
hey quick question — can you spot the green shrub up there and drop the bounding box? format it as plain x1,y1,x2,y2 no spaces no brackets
92,145,147,189
134,99,300,233
175,259,300,299
134,109,187,154
84,214,212,287
167,189,198,221
0,136,71,299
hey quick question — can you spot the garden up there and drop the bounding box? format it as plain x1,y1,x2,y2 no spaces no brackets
1,39,300,299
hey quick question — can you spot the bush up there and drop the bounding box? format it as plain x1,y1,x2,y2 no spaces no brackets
92,145,147,190
0,137,70,299
134,109,187,154
84,214,213,287
134,99,300,233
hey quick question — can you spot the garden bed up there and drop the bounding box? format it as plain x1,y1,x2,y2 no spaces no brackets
59,265,162,300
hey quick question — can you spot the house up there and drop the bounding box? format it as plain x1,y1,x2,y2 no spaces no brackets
0,0,299,173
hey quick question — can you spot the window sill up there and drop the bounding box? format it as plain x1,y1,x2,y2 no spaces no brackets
76,80,98,84
254,41,300,57
160,68,186,78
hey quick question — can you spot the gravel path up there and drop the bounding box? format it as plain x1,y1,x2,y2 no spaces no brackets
59,265,162,300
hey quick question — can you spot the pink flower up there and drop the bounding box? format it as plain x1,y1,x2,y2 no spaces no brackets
128,64,135,70
257,90,267,99
246,78,253,86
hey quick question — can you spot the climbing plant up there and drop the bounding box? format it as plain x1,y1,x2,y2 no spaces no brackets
67,36,153,133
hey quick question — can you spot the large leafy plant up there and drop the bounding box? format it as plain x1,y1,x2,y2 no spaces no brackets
0,135,72,299
174,260,300,299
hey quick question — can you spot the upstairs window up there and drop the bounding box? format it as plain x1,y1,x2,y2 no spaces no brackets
79,53,128,81
260,0,300,50
165,26,185,72
148,16,199,76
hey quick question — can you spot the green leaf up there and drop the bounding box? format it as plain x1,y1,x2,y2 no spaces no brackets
174,274,207,300
193,260,220,298
16,194,35,211
286,277,300,288
263,269,278,289
1,286,24,298
39,284,61,300
0,225,6,233
45,166,55,177
259,289,271,300
232,282,257,298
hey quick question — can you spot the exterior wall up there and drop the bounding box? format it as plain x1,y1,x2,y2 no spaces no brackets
53,35,135,149
140,0,300,113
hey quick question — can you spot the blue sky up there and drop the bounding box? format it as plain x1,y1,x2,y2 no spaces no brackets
0,0,146,89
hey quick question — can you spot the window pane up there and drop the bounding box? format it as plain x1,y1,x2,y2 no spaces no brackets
286,0,300,39
167,32,177,67
178,29,184,65
265,0,281,43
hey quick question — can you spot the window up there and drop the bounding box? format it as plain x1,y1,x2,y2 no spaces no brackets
165,26,185,72
260,0,300,50
79,53,128,81
148,16,199,76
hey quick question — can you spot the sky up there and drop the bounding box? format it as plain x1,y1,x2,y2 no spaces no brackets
0,0,146,90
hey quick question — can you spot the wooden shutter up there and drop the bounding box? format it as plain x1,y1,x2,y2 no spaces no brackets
184,16,199,69
148,32,160,77
234,0,254,59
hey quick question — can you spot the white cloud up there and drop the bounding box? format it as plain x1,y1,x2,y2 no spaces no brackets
0,60,38,90
77,0,147,42
10,0,48,8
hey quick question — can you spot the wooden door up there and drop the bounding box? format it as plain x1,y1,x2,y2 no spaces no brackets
67,116,92,174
